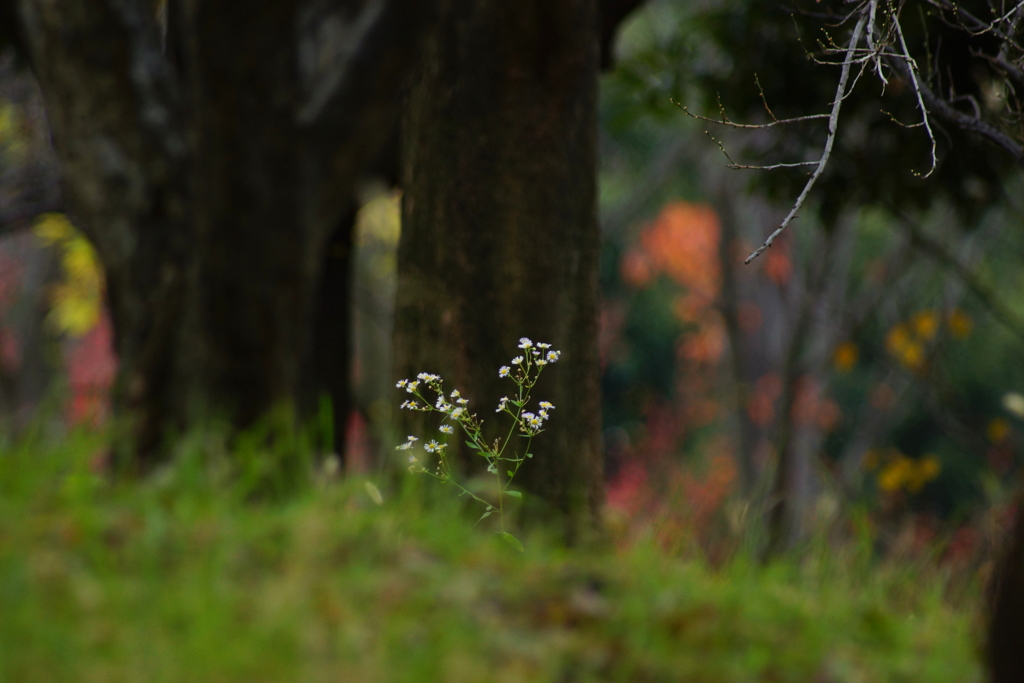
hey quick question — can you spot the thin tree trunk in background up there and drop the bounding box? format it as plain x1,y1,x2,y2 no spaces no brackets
394,0,604,529
764,296,813,558
715,188,758,495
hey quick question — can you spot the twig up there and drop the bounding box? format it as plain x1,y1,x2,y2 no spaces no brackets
745,12,868,264
892,0,938,178
672,99,830,128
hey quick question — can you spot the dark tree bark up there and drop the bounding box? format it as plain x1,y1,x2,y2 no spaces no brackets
394,0,604,528
990,502,1024,683
302,208,357,458
10,0,438,464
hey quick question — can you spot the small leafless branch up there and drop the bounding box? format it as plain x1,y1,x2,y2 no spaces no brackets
744,13,868,264
672,99,831,128
891,0,938,178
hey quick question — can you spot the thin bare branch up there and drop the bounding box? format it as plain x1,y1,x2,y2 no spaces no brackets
893,57,1024,167
745,12,868,264
892,0,938,178
672,99,831,128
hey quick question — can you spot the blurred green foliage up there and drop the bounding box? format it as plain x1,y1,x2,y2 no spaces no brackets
598,0,1024,528
0,429,984,682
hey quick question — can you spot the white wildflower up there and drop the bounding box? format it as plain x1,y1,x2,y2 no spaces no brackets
499,366,510,378
439,425,453,434
518,337,533,349
512,356,524,365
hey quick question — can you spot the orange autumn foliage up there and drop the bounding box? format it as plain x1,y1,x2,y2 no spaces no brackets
637,202,721,307
623,202,726,365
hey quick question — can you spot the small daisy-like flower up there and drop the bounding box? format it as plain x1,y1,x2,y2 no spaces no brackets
457,398,468,405
496,396,509,413
546,350,560,363
435,396,450,411
539,409,549,420
425,440,443,453
536,359,547,367
408,455,418,464
406,380,420,393
537,342,551,349
450,407,465,419
512,356,524,365
499,366,511,378
397,441,412,451
519,337,533,349
539,401,554,410
521,412,543,432
396,379,409,389
450,389,461,398
439,425,453,434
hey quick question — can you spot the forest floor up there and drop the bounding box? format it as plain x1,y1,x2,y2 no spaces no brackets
0,429,984,682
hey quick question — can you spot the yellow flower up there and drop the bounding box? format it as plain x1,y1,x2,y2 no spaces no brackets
878,456,910,493
832,342,859,373
947,309,973,338
886,324,911,356
987,418,1010,444
918,455,941,481
912,310,939,340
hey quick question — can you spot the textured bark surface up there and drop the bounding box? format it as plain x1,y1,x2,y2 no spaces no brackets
13,0,437,463
394,0,604,527
990,501,1024,683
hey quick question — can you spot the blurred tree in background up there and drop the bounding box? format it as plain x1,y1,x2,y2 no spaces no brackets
0,0,439,466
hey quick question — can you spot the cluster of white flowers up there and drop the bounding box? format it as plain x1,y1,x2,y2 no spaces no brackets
394,339,562,541
519,402,554,435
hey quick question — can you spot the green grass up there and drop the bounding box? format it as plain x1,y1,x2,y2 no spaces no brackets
0,431,984,682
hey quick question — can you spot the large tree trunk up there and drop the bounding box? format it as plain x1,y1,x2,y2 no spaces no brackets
12,0,438,464
990,501,1024,682
394,0,604,528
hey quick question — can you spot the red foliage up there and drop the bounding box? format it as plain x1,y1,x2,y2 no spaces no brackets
65,312,116,426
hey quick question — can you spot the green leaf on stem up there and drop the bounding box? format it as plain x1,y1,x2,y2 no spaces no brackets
498,531,524,552
505,490,522,498
364,482,384,505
